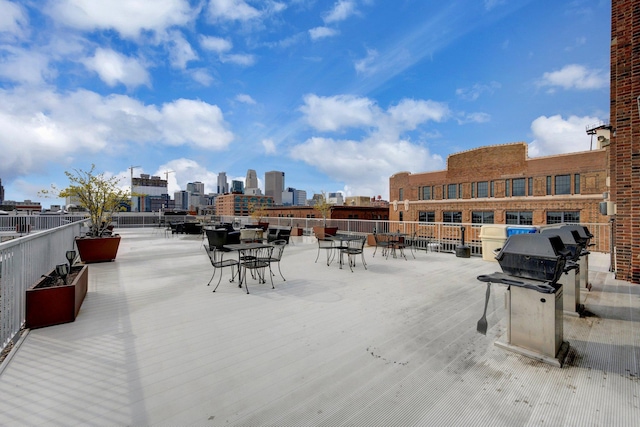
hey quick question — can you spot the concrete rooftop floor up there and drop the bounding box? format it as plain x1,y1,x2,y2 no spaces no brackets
0,228,638,426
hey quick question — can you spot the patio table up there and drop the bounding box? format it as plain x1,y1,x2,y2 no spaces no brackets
224,242,273,290
327,235,364,269
381,232,408,259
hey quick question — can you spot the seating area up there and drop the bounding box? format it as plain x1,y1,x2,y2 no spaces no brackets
0,228,637,426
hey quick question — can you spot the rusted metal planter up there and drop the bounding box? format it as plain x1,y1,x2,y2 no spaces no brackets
25,265,88,329
75,235,121,263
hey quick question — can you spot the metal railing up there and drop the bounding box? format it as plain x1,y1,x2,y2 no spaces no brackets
0,220,86,354
0,213,612,356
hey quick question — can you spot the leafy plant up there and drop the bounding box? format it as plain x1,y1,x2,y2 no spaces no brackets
248,199,268,222
41,165,130,237
313,192,333,225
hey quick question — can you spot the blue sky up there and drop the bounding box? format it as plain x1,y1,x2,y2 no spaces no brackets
0,0,610,206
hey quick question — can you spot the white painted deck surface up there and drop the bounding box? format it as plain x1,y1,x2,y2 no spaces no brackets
0,228,638,426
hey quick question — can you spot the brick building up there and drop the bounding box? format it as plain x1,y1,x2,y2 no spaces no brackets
215,193,274,217
610,0,640,283
389,143,608,227
264,205,389,221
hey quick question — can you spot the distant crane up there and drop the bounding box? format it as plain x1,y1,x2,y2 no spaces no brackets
164,170,175,181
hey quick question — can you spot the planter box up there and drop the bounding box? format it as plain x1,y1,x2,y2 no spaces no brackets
291,227,304,236
313,226,338,239
26,265,88,329
76,235,121,263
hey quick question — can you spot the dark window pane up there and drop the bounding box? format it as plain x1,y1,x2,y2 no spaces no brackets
506,211,532,225
448,184,457,199
546,176,552,195
555,175,570,195
418,211,435,222
472,211,494,224
477,181,488,198
574,174,580,194
512,178,525,196
443,211,462,223
528,177,533,196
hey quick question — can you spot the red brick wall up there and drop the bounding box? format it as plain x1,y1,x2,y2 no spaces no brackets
611,0,640,283
389,143,608,226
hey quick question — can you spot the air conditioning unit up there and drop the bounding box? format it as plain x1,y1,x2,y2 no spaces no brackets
599,201,617,215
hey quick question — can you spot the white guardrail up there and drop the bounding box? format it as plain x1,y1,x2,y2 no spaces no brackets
0,213,611,356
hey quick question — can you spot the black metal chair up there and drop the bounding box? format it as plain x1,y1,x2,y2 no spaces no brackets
340,236,367,272
372,230,390,258
315,232,336,265
204,245,239,292
258,239,287,281
240,245,275,294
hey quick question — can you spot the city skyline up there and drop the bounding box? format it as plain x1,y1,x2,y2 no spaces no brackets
0,1,610,205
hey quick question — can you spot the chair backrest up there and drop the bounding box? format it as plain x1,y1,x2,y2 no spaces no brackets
271,240,287,261
278,228,291,243
248,245,274,266
348,237,366,250
206,229,228,249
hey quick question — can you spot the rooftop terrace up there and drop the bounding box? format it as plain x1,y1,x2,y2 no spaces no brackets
0,229,638,426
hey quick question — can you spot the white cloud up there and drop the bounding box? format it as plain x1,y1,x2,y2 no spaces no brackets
538,64,608,91
309,26,339,40
528,114,602,157
208,0,261,22
262,138,276,154
200,35,233,53
354,48,379,75
167,30,198,69
290,136,443,199
160,99,234,149
387,99,450,130
236,94,256,104
0,87,235,179
220,53,256,66
456,81,501,101
83,48,151,89
47,0,193,38
190,69,214,86
0,48,53,85
155,158,218,195
0,0,28,38
293,93,449,198
300,94,378,131
323,1,357,24
456,112,491,124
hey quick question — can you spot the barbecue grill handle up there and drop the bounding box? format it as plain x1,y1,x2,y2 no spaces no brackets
563,260,579,273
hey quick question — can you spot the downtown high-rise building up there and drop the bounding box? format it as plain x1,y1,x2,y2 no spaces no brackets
265,171,284,205
217,172,229,194
245,169,258,189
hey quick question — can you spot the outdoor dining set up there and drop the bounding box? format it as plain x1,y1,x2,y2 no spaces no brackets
202,223,432,294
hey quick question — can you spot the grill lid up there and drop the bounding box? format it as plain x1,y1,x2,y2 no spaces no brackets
496,233,568,260
495,233,570,282
540,228,584,261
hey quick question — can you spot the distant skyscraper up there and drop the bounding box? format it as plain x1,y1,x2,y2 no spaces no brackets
217,172,228,194
187,181,205,195
174,190,189,210
265,171,284,205
231,180,244,193
246,169,258,189
0,178,4,204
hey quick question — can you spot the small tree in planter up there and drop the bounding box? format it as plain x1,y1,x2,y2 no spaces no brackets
41,165,130,262
248,200,269,230
312,192,337,237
